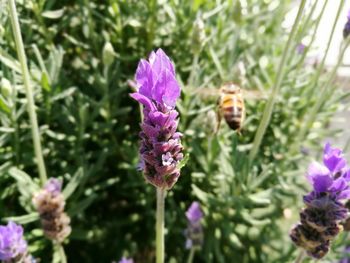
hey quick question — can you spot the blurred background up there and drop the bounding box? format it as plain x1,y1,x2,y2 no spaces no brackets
0,0,350,262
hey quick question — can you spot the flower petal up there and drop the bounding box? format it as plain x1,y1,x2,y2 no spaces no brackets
150,48,175,76
130,93,156,111
153,69,180,107
307,162,333,192
323,142,347,173
135,59,153,98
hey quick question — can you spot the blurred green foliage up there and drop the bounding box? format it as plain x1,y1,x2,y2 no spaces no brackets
0,0,349,262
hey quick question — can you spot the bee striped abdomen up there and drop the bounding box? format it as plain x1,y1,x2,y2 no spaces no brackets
219,83,245,131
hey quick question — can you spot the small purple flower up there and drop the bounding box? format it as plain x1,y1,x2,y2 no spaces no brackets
290,143,350,259
339,246,350,263
344,9,350,38
185,202,204,250
297,43,306,54
119,257,134,263
44,178,62,197
186,202,203,223
0,221,27,261
130,49,184,189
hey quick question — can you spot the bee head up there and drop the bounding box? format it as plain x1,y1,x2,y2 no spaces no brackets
220,83,241,94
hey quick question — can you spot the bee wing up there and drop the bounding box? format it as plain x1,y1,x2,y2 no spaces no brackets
242,89,268,100
194,87,221,98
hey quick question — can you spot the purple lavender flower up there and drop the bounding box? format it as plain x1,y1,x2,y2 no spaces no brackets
297,43,306,54
290,143,350,259
44,178,62,197
119,257,134,263
185,202,204,250
339,246,350,263
0,221,27,261
130,48,184,189
344,9,350,38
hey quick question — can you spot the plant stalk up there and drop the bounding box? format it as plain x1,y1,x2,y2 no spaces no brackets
294,250,305,263
8,0,47,184
187,247,196,263
56,243,67,263
156,188,165,263
248,0,307,163
298,37,350,140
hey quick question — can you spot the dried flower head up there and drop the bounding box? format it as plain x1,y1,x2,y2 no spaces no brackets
290,143,350,259
0,221,27,261
185,202,204,250
130,48,184,189
33,178,71,243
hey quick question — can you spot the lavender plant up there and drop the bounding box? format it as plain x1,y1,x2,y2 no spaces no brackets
130,48,184,263
0,221,34,263
0,0,349,262
184,202,203,263
290,143,350,259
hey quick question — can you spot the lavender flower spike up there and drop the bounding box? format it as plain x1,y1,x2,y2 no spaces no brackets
185,202,204,250
130,48,184,189
33,177,71,243
119,257,134,263
0,221,27,261
290,143,350,259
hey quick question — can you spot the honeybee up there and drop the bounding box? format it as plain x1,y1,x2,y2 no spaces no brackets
218,83,245,132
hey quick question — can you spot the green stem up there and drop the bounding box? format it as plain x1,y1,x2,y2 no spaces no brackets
295,0,328,74
294,250,305,263
299,38,350,139
304,0,345,100
8,0,47,184
248,0,307,163
156,188,165,263
187,247,196,263
56,243,67,263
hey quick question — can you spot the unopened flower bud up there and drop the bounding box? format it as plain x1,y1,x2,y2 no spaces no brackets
102,42,116,67
191,16,206,54
1,78,13,98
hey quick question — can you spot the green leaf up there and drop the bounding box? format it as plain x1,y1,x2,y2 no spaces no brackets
8,167,40,200
41,71,51,92
0,95,10,114
0,48,21,73
68,193,97,217
62,168,84,200
178,153,189,169
192,184,208,202
3,212,39,224
229,233,243,248
42,8,65,19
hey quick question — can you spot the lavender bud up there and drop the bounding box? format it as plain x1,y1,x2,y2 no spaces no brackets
184,202,204,250
33,178,71,243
